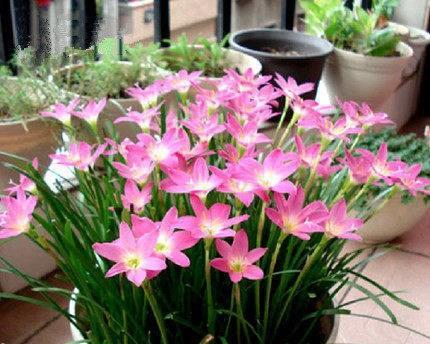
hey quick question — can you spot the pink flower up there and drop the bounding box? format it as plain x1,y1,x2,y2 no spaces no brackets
224,114,271,147
50,142,106,171
114,105,161,132
339,149,373,184
166,70,201,94
121,180,153,213
177,195,249,239
73,98,107,125
130,129,186,168
357,144,402,183
265,188,328,240
112,153,155,186
131,208,198,267
235,149,299,196
274,73,314,100
392,163,430,196
342,101,393,128
225,93,271,123
221,68,271,94
6,158,38,195
298,113,362,142
211,165,257,207
295,135,332,169
218,144,258,164
210,229,266,283
0,190,37,239
324,200,363,241
161,158,223,198
181,102,225,142
40,98,79,125
93,222,167,286
194,85,233,112
126,80,168,109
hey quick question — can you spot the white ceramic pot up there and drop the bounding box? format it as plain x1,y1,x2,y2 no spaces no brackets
402,26,430,78
0,117,61,192
359,194,428,244
321,43,413,112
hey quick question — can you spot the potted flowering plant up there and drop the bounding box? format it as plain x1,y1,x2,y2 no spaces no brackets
300,0,413,115
1,69,429,343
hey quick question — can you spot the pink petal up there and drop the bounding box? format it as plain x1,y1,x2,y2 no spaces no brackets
246,247,267,264
229,271,243,283
106,262,127,277
93,242,124,262
189,194,206,216
265,208,283,229
193,158,209,181
243,265,264,280
210,258,230,272
215,239,232,258
126,269,147,287
141,256,167,271
171,231,199,250
231,229,249,256
168,251,190,267
272,180,296,194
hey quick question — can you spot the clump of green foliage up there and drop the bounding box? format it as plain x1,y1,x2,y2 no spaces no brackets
52,39,163,99
356,128,430,208
158,34,231,77
0,48,68,122
300,0,401,56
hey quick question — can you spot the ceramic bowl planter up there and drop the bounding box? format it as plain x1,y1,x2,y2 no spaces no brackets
321,42,413,113
68,288,340,343
229,29,333,100
358,194,428,243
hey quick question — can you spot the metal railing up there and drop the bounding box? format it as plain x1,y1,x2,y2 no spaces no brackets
1,0,379,62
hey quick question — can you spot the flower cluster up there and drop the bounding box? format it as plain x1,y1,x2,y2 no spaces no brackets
1,68,429,343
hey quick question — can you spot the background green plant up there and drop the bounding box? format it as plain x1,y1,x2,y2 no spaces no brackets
51,40,162,99
300,0,401,56
0,48,69,122
158,34,231,77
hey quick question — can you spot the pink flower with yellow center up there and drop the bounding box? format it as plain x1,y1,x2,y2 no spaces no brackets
177,195,249,239
324,200,363,241
0,190,37,239
235,149,299,196
274,73,314,100
73,98,106,126
113,152,155,186
130,208,198,267
265,188,329,240
114,105,161,132
50,142,106,171
166,70,201,94
121,179,153,213
210,229,267,283
93,222,167,286
225,114,271,148
161,157,224,198
40,98,80,125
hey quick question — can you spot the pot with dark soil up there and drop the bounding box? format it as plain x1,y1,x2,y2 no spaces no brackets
229,28,333,101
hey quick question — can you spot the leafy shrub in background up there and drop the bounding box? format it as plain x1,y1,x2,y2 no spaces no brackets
300,0,401,56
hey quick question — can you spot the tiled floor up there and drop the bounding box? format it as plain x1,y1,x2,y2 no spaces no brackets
1,117,430,344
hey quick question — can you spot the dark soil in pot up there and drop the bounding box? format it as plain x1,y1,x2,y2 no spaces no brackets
229,29,333,121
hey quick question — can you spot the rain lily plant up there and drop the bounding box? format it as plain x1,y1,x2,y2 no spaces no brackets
1,69,430,344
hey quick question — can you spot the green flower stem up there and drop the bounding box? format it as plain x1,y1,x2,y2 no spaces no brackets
262,234,286,341
142,280,169,344
254,201,267,319
272,99,290,146
274,235,330,334
204,239,216,334
234,283,250,344
277,111,300,148
347,179,372,211
27,226,59,263
349,134,362,151
303,138,329,195
364,185,398,221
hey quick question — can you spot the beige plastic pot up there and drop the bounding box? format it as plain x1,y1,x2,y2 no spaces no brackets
359,194,428,243
0,117,61,192
322,43,413,111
